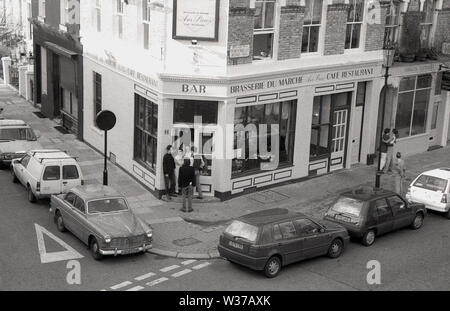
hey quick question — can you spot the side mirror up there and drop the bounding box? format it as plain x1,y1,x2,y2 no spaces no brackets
319,228,325,233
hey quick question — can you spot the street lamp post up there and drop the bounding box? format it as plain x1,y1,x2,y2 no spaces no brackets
375,45,395,189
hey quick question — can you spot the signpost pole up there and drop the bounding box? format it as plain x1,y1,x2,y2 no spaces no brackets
103,130,108,186
95,110,116,187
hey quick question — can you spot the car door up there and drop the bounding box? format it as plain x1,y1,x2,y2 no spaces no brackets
374,198,394,235
294,218,329,260
62,164,81,193
387,195,413,230
16,155,31,185
69,196,88,241
272,222,302,265
59,192,77,232
41,162,62,195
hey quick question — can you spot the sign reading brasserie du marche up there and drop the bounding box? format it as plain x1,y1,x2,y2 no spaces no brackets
229,67,378,95
173,0,220,41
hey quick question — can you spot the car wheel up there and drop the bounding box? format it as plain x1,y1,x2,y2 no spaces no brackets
55,212,67,232
361,230,376,247
327,239,344,258
27,185,37,203
445,210,450,220
90,238,103,261
11,169,18,183
264,256,281,278
411,213,424,230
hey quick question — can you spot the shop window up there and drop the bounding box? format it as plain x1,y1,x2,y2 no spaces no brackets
310,96,331,158
94,0,101,32
345,0,364,50
174,100,218,124
302,0,323,53
431,101,439,130
384,1,400,46
134,94,158,171
395,74,432,138
93,72,102,120
253,0,275,60
232,101,297,177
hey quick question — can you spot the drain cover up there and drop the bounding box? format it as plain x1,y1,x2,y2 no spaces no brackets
173,237,202,247
248,190,289,204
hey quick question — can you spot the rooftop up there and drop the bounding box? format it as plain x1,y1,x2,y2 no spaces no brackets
71,185,124,202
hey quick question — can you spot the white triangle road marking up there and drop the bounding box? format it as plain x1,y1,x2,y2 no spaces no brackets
35,224,84,264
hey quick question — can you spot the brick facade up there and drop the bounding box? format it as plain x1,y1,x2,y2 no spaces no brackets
365,3,388,51
278,4,305,61
434,8,450,54
227,0,254,65
324,3,350,56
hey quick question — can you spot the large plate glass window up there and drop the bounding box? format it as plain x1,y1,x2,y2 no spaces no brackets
253,0,276,60
134,94,158,171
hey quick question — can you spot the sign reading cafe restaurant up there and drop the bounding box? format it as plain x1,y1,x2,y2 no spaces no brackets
172,0,220,41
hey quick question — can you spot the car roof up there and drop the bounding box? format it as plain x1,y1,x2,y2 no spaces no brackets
29,150,75,162
0,120,28,127
237,208,307,226
71,185,124,201
340,186,397,201
418,168,450,180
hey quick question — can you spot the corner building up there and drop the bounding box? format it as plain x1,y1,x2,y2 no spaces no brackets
80,0,450,200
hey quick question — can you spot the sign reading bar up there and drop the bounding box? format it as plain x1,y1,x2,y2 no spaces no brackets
442,71,450,91
173,0,220,41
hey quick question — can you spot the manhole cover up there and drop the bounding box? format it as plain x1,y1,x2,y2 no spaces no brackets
248,190,289,204
173,237,202,247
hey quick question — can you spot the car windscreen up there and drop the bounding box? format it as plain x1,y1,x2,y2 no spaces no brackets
224,220,259,243
330,196,364,217
87,198,129,214
0,128,36,141
413,174,448,192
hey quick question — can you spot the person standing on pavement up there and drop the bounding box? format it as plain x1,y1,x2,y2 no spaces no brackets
384,129,396,173
163,145,176,200
191,146,205,200
393,152,406,195
178,158,196,212
380,128,390,172
174,146,185,195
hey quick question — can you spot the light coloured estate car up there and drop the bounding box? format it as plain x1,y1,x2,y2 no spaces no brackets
406,168,450,219
51,185,153,260
11,150,83,202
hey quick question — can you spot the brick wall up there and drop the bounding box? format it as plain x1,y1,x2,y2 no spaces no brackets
227,0,254,65
324,3,349,55
278,4,305,61
365,3,387,51
434,8,450,53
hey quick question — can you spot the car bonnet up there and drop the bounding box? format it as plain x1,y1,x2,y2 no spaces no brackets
88,211,146,237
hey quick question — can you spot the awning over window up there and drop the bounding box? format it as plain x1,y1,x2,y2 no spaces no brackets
43,41,78,59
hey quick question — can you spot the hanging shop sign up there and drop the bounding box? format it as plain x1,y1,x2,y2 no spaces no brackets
172,0,220,41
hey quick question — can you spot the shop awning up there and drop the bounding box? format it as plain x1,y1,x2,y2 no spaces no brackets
44,42,78,59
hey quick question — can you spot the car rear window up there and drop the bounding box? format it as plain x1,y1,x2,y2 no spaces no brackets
330,196,364,217
43,166,60,181
224,220,259,243
63,165,79,180
413,174,448,192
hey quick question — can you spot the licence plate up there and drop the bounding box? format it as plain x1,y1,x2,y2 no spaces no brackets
122,248,141,255
335,214,351,222
228,241,243,250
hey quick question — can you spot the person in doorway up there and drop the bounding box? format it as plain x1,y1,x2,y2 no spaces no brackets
162,145,176,200
191,146,205,199
380,128,390,173
174,146,185,195
393,152,406,195
178,158,196,213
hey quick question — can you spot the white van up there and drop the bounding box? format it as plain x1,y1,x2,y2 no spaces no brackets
11,150,84,203
406,168,450,219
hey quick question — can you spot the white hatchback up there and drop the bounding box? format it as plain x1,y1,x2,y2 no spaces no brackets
406,168,450,219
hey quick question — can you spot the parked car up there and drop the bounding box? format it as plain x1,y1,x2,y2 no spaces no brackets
218,208,349,278
0,120,41,168
324,187,427,246
51,185,153,260
406,168,450,219
11,149,83,202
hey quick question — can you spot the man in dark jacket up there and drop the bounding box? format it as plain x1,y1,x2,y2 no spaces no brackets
178,158,196,212
163,145,176,200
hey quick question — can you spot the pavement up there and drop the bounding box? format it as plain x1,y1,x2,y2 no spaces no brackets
1,83,450,260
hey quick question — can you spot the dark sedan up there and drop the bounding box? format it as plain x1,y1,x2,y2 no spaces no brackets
324,187,426,246
218,208,349,278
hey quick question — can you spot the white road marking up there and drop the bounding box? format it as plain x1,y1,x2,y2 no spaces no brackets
126,286,145,291
146,277,169,287
181,259,197,266
135,272,156,281
110,281,133,290
160,265,180,272
100,289,107,291
34,224,84,264
192,262,211,270
171,269,192,278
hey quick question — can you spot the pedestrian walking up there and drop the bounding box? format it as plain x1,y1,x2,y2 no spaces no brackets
393,152,406,195
162,145,176,200
191,146,205,199
178,158,196,213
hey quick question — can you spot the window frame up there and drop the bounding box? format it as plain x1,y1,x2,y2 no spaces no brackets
419,0,436,49
94,0,102,32
384,1,400,47
93,72,102,122
253,0,277,61
301,0,325,54
345,0,365,50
